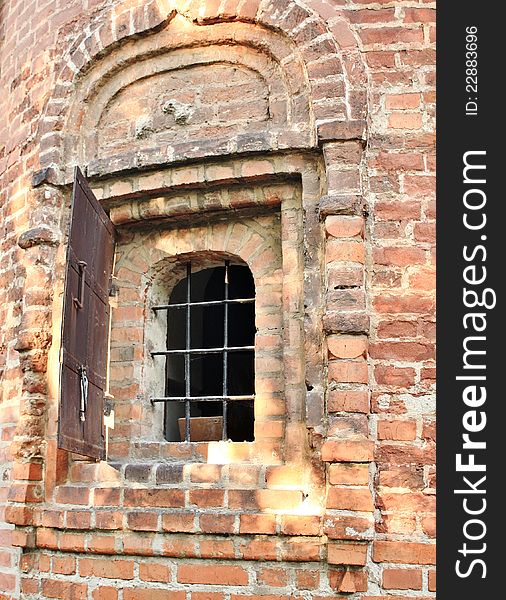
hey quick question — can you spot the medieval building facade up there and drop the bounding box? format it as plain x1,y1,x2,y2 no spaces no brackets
0,0,436,598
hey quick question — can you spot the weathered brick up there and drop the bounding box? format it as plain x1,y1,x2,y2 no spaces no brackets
321,440,374,462
177,564,248,585
373,541,436,565
383,568,422,590
328,542,368,566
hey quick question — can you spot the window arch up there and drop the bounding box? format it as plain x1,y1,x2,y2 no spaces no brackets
151,258,256,443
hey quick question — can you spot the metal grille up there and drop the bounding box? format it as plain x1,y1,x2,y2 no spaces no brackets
150,260,255,442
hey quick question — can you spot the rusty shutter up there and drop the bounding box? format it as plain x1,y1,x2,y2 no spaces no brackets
58,167,115,460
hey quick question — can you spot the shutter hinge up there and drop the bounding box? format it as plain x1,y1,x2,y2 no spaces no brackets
104,399,113,417
109,275,119,297
104,392,114,417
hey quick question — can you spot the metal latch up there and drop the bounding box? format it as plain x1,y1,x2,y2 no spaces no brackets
79,365,89,422
104,398,113,417
73,261,87,309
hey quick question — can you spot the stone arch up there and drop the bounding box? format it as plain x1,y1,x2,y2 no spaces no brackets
37,0,368,181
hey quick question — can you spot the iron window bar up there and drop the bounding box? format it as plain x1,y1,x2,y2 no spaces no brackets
151,346,254,356
184,262,191,442
151,260,255,442
152,298,254,311
151,395,255,403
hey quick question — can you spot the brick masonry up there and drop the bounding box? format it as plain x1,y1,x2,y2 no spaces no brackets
0,1,435,598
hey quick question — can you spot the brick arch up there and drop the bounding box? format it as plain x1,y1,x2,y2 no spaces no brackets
110,216,283,451
38,0,367,182
119,218,278,288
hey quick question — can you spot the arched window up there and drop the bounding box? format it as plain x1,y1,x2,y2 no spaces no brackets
151,259,255,442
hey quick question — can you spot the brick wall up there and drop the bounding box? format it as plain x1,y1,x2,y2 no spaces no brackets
0,1,435,598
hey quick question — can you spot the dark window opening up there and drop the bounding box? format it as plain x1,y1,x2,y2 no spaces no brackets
151,260,255,442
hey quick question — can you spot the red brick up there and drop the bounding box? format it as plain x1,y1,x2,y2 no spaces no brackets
403,175,436,197
188,489,225,508
374,365,416,388
200,539,235,559
374,246,426,267
346,8,396,24
124,489,184,508
295,569,320,590
92,587,118,600
139,562,171,583
324,515,373,540
428,570,436,591
178,564,248,585
280,515,320,536
124,591,185,600
329,463,369,485
329,569,368,593
95,511,123,530
422,516,436,537
372,151,424,171
383,568,422,590
325,216,364,238
280,539,320,562
188,463,222,483
385,93,421,109
55,486,90,505
199,513,235,534
42,579,87,599
52,555,76,575
321,440,374,462
328,335,367,359
229,490,303,511
240,538,278,561
87,535,117,554
328,542,368,566
328,390,369,413
12,462,43,480
21,577,39,594
66,510,91,529
162,512,195,533
373,294,435,314
388,113,422,130
327,487,374,511
127,511,159,531
59,532,86,552
376,200,421,221
258,567,288,587
94,488,121,506
403,8,436,23
239,514,276,534
373,541,436,565
326,240,365,264
328,360,368,384
359,27,424,46
378,419,417,441
79,558,134,579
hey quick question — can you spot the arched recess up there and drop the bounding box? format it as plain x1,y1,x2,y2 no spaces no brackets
36,0,368,182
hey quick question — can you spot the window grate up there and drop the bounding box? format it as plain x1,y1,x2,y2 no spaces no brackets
150,260,255,442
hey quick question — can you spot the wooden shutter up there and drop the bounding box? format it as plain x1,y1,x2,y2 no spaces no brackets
58,167,115,460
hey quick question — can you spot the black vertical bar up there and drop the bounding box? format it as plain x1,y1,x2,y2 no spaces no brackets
185,262,191,442
164,293,171,440
222,261,229,440
438,6,501,598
